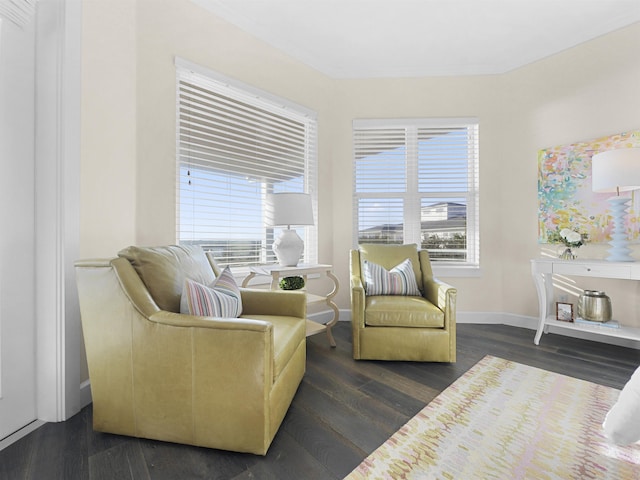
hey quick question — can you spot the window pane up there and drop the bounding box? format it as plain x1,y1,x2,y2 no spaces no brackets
418,128,471,193
420,198,467,261
177,65,317,269
178,166,275,267
357,198,404,244
353,118,479,267
354,129,406,193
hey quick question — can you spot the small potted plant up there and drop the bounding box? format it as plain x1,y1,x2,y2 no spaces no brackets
279,276,305,290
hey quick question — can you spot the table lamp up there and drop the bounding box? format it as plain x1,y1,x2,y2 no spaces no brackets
592,147,640,262
269,192,314,266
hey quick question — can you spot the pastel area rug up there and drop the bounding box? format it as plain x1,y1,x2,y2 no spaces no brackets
345,355,640,479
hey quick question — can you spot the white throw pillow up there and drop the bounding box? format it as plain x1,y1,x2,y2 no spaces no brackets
180,266,243,318
603,365,640,445
363,258,421,296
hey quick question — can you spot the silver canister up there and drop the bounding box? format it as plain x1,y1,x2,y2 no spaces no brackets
577,290,612,323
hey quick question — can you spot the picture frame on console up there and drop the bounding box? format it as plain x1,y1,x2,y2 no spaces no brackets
556,302,574,322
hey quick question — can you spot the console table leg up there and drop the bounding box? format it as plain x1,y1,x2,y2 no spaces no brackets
324,271,340,348
324,300,339,348
532,271,549,345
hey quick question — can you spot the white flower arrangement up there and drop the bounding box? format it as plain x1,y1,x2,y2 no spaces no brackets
547,227,588,248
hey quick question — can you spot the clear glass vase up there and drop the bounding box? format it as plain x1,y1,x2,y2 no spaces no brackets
559,247,576,260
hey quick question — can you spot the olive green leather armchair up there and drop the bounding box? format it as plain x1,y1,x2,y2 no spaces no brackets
350,243,457,362
75,245,306,455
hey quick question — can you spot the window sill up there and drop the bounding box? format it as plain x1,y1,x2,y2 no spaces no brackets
432,265,482,278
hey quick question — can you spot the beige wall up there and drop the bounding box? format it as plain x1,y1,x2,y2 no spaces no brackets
500,24,640,325
80,0,137,257
327,75,505,311
80,1,640,323
134,0,335,250
328,23,640,320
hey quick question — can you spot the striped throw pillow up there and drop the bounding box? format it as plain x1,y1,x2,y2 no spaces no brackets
363,258,421,296
180,266,243,318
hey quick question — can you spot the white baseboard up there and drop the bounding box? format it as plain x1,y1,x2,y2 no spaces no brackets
337,309,539,330
1,382,91,452
335,308,640,349
459,312,640,349
5,304,634,455
456,311,537,328
80,379,92,408
308,310,338,325
0,420,46,451
69,307,640,433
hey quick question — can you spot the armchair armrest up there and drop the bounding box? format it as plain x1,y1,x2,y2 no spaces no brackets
240,288,306,318
350,274,366,328
147,311,280,381
140,310,280,447
350,249,366,330
149,310,272,332
422,278,457,327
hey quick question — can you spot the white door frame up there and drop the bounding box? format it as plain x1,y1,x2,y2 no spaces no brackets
34,0,82,423
0,0,81,451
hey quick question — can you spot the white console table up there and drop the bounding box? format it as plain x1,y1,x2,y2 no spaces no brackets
531,258,640,345
242,264,340,347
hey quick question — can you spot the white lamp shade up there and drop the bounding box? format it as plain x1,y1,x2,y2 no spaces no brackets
592,148,640,193
269,193,314,226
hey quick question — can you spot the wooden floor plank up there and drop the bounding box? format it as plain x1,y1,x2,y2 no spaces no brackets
304,351,424,423
1,322,638,480
279,404,364,479
293,381,394,453
0,429,35,479
307,336,441,404
88,441,150,480
229,429,333,480
138,438,252,480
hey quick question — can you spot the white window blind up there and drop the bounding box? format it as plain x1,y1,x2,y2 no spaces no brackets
0,0,36,27
176,61,318,269
353,118,479,266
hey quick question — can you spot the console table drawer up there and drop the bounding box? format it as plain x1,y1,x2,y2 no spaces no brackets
552,262,631,279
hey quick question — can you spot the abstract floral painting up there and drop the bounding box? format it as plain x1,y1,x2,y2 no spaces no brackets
538,130,640,244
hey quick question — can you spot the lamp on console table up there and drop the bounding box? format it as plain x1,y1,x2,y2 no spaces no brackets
592,148,640,262
269,192,314,267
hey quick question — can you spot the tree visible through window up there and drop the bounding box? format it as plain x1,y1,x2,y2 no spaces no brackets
176,61,318,269
353,118,479,266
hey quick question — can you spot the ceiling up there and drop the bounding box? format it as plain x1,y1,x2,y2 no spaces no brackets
192,0,640,78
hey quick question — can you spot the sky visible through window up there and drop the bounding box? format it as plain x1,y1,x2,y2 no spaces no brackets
179,166,303,241
179,131,468,242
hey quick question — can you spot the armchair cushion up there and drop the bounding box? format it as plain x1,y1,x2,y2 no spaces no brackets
363,258,421,296
181,266,243,318
119,245,215,313
365,296,445,328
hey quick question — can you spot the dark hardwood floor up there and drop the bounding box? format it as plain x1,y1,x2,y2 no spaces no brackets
2,322,639,480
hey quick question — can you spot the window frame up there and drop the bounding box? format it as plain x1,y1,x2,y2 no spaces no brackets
352,117,480,276
175,58,318,275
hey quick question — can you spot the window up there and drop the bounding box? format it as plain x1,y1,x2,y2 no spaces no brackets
0,0,36,27
176,59,318,269
353,118,479,268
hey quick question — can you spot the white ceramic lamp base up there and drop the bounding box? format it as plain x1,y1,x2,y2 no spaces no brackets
606,196,634,262
273,228,304,266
